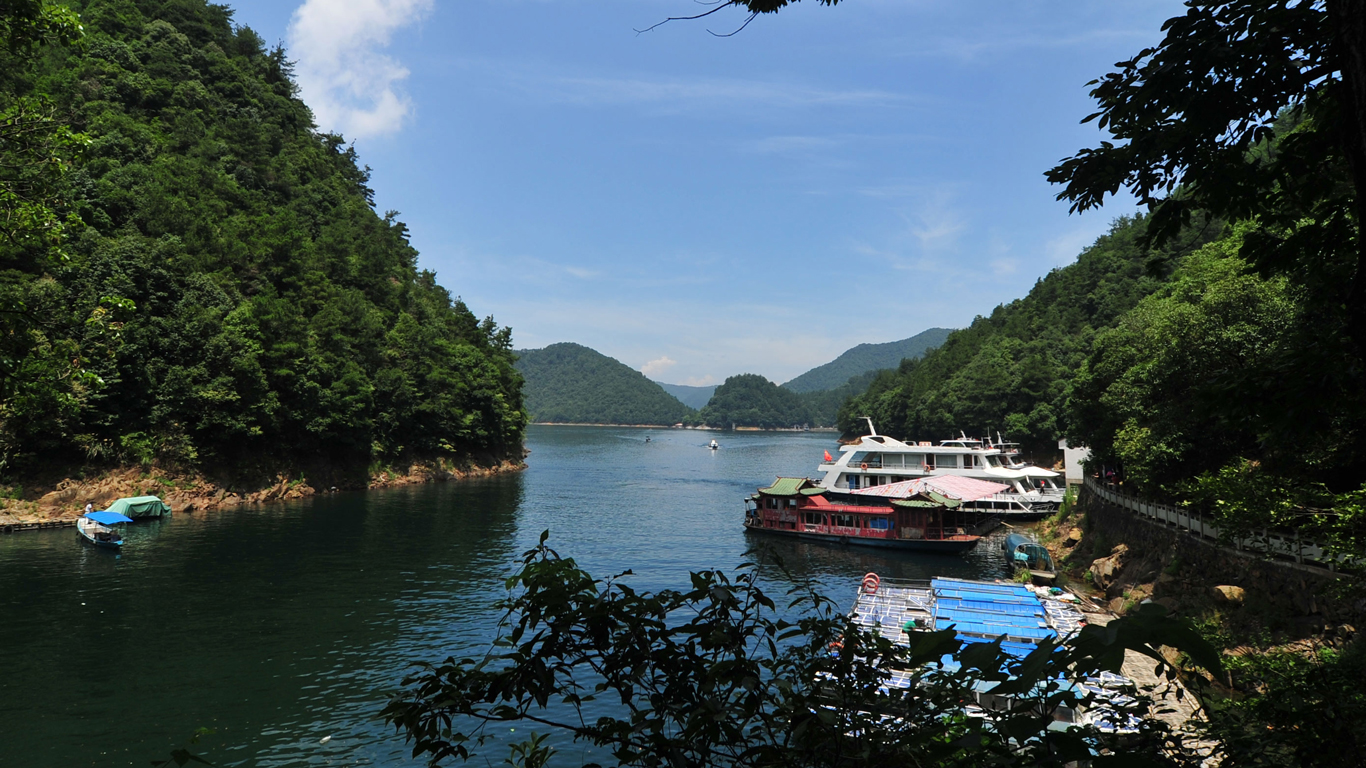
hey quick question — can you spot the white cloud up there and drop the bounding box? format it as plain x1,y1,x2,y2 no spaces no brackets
288,0,432,140
641,356,677,378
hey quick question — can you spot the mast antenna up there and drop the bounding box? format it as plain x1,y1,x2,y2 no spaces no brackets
863,417,877,436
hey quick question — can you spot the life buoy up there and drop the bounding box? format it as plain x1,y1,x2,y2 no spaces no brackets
860,462,868,470
861,573,880,594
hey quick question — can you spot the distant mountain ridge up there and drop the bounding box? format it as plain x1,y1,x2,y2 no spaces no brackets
655,382,717,410
515,343,692,425
782,328,954,393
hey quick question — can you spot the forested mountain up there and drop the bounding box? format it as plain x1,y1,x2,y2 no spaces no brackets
838,215,1217,457
694,373,810,429
655,382,716,410
797,369,882,428
782,328,952,393
516,343,691,425
0,0,526,481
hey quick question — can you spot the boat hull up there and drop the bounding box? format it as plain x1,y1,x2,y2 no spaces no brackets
77,519,123,549
744,522,980,553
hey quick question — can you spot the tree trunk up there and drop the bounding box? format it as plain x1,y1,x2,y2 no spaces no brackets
1327,0,1366,361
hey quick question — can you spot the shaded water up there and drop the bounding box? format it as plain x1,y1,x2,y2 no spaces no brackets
0,426,1008,766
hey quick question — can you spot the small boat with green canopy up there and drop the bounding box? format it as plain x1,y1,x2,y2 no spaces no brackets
103,495,172,520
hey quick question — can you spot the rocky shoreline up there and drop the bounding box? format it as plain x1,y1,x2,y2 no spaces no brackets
0,457,525,528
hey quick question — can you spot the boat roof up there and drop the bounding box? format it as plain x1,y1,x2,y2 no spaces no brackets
757,477,825,496
890,491,961,509
86,510,134,525
850,475,1011,502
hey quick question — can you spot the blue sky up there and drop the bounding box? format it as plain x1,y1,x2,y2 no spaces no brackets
221,0,1183,386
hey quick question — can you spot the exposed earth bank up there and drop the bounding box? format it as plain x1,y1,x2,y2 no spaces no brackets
0,457,525,527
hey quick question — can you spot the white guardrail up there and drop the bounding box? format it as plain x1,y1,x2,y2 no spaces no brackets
1083,477,1356,574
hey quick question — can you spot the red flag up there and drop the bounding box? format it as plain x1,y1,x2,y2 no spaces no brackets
824,450,833,462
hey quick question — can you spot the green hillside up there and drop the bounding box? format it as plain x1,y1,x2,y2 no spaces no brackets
782,328,952,393
839,215,1217,455
796,369,883,427
0,0,524,480
655,382,716,410
516,343,691,425
694,373,809,429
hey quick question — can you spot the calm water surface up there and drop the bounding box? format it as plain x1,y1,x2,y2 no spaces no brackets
0,426,1008,767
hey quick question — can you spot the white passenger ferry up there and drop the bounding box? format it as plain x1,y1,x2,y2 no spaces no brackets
817,420,1065,517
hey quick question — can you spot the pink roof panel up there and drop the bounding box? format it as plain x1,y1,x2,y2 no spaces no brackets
850,475,1011,502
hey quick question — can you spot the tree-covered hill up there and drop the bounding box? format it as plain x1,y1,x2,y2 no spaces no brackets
782,328,952,393
695,373,810,429
0,0,526,481
654,381,716,410
838,215,1217,456
796,369,882,428
515,343,691,425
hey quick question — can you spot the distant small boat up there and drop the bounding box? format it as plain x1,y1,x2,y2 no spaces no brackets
709,440,719,450
77,511,134,549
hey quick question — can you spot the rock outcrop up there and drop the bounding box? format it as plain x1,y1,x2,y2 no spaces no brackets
1088,543,1130,592
0,457,524,527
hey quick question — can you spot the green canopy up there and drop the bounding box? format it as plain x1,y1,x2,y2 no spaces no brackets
104,495,172,519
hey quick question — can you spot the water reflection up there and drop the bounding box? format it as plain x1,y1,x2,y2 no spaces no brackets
0,427,1008,767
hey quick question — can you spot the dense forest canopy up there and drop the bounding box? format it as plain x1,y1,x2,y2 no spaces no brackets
694,373,811,429
837,214,1219,458
515,343,692,425
0,0,526,481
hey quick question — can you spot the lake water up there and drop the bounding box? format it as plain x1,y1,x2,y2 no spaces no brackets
0,426,1009,767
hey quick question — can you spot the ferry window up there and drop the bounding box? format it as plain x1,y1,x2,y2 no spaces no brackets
986,455,1001,467
868,518,889,530
938,455,958,469
906,453,923,468
787,499,797,508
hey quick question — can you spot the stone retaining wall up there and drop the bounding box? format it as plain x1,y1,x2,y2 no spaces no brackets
1079,485,1364,626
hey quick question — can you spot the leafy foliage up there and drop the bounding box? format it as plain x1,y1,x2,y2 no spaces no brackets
838,215,1217,456
695,373,810,429
781,328,951,393
1066,231,1302,496
1202,641,1366,768
384,533,1224,768
515,342,692,425
0,0,526,478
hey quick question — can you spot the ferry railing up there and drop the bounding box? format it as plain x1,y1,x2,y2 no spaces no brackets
1083,477,1359,574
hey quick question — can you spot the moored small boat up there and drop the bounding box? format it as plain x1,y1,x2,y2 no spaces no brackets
103,495,172,520
1003,531,1056,582
744,477,984,552
77,511,134,549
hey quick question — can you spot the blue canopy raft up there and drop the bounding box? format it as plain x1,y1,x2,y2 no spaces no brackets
77,511,134,549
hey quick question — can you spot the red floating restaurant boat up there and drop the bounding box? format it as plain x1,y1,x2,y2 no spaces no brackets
743,477,988,552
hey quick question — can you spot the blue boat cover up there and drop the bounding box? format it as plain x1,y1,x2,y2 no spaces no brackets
86,510,134,525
